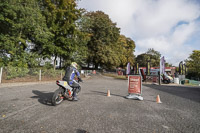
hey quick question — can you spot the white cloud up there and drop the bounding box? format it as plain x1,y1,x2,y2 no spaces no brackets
78,0,200,66
131,0,200,38
136,35,194,65
171,22,196,45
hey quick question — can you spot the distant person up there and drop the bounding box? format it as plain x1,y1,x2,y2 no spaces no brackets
174,72,178,78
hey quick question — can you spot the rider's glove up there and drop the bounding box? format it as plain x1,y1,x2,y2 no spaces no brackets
78,77,83,82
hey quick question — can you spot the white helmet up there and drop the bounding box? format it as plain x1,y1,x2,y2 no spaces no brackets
71,62,78,69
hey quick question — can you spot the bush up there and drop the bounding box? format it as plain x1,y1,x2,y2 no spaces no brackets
41,68,62,78
28,68,40,76
6,66,29,79
44,62,54,69
102,73,127,80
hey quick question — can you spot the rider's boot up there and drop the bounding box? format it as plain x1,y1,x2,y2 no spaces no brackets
76,87,81,95
72,88,78,101
73,96,78,101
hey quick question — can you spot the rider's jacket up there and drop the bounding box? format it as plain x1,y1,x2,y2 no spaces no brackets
63,66,80,85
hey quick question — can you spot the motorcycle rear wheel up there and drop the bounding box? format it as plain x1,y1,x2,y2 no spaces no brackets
52,88,64,106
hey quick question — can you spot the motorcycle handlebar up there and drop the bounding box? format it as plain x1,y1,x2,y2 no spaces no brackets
77,79,83,83
79,80,84,83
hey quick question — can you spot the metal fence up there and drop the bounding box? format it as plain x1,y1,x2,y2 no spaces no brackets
0,67,94,84
0,67,64,83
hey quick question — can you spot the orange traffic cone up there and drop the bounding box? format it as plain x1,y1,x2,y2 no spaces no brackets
93,70,96,74
156,95,162,103
107,90,111,97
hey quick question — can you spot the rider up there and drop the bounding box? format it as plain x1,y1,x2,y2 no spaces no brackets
63,62,82,101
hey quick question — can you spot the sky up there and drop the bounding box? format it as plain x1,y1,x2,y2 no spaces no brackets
77,0,200,66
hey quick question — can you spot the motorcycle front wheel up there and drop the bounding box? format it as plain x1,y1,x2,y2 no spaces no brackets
52,88,64,106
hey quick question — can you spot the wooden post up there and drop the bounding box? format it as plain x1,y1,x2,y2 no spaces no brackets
0,67,3,84
39,69,41,81
61,71,63,80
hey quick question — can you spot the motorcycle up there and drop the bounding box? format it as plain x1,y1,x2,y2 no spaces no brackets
52,79,82,106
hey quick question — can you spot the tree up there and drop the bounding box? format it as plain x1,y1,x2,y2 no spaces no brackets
135,53,150,67
116,35,135,68
136,48,161,67
146,48,161,66
0,0,52,67
165,62,173,67
84,11,121,69
71,11,91,67
38,0,82,69
185,50,200,79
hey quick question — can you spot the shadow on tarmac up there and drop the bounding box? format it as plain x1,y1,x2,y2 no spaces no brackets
143,84,200,103
31,90,54,106
76,129,89,133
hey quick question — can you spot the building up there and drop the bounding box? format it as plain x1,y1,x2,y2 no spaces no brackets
139,67,176,77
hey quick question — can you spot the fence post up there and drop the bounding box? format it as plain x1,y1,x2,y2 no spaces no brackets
61,71,63,80
0,67,3,84
39,69,41,81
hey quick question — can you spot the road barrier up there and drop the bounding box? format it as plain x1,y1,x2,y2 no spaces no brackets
188,80,200,86
174,78,179,84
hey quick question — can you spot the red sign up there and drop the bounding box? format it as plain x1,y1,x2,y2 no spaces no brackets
153,76,158,83
128,75,142,94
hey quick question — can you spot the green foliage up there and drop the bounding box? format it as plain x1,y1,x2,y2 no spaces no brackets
43,62,54,69
136,48,161,67
6,66,29,79
0,0,137,70
41,68,61,78
102,73,127,80
28,68,40,76
165,62,173,67
0,0,52,67
185,50,200,79
83,11,121,69
116,35,135,68
72,13,92,67
26,53,41,67
38,0,82,69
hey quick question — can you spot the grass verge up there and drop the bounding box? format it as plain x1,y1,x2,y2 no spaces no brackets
102,73,127,80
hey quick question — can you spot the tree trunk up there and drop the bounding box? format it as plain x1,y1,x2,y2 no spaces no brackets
95,63,98,70
88,62,90,69
54,55,57,71
59,56,62,69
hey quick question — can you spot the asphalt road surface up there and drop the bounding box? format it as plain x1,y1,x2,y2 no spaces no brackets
0,75,200,133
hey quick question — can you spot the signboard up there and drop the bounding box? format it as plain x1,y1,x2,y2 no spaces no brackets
153,76,158,83
128,75,142,95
